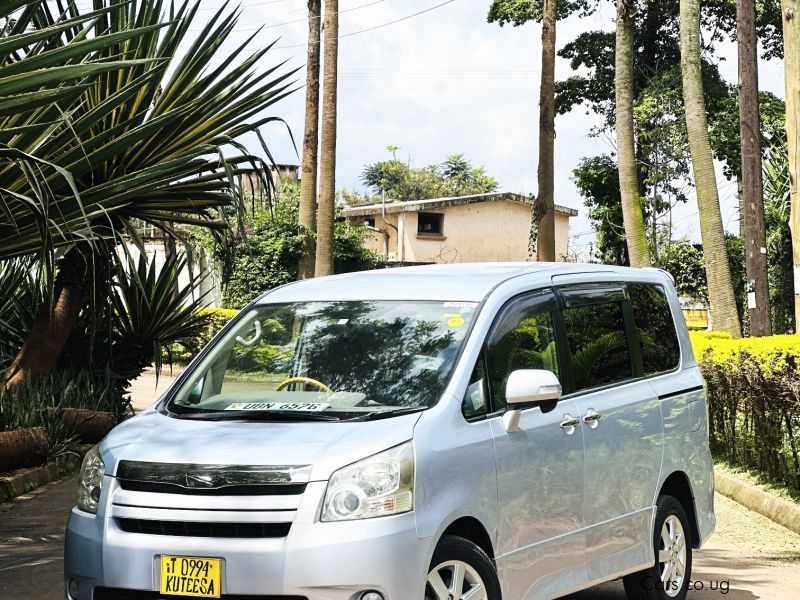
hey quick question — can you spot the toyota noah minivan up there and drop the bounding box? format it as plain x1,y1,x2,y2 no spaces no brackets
65,263,715,600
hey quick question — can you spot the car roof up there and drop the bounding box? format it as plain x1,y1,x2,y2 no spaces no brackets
257,262,663,304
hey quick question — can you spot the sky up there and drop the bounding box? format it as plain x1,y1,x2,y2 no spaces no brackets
75,0,788,257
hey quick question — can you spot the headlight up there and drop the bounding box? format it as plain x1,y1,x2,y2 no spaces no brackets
77,445,105,514
321,442,414,522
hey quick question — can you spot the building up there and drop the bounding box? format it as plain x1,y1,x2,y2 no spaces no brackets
342,192,578,264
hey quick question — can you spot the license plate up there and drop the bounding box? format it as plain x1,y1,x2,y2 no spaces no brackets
159,555,221,598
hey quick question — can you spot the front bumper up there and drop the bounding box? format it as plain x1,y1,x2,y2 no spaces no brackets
64,480,430,600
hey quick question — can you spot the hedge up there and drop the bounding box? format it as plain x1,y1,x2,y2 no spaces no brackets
197,307,239,339
690,331,800,492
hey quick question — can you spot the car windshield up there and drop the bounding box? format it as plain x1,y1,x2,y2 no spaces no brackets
168,300,478,420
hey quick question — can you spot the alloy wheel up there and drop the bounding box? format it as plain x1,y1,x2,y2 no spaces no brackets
658,514,687,598
425,559,487,600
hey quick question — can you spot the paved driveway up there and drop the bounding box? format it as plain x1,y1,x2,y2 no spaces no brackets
1,477,798,599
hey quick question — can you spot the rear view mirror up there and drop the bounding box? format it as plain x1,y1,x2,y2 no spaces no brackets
503,369,562,433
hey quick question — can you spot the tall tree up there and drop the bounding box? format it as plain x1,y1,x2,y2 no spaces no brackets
315,0,339,277
680,0,742,337
615,0,650,267
739,0,771,335
536,0,557,261
783,0,800,325
298,0,322,279
488,0,598,261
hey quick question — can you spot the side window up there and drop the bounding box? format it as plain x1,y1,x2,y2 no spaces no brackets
462,357,489,419
487,293,559,411
562,301,632,392
629,283,681,375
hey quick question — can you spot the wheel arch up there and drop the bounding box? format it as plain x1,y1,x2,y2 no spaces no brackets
439,516,495,560
659,470,701,548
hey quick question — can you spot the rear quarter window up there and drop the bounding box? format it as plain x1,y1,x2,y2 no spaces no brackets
628,283,681,376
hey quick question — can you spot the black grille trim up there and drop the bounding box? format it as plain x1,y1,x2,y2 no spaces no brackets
117,518,291,538
117,479,307,496
93,589,307,600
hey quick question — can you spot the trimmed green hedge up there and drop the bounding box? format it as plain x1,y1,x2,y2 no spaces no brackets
690,331,800,492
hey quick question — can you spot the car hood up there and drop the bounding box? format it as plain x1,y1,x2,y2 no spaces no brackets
99,409,421,482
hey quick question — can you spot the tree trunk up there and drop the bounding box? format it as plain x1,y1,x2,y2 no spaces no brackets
536,0,557,262
783,0,800,328
615,0,651,268
314,0,339,278
298,0,322,280
2,245,89,387
680,0,742,338
739,0,771,336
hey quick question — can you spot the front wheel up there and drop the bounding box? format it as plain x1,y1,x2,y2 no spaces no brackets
623,495,693,600
425,535,501,600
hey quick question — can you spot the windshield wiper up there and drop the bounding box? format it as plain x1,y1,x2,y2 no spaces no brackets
178,410,341,422
348,407,428,422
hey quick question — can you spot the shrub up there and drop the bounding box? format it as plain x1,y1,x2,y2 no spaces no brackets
211,187,384,309
690,331,800,492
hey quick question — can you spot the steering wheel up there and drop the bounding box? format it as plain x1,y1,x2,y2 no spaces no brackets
276,376,332,393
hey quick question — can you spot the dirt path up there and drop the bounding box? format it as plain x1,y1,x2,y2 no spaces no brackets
1,479,798,599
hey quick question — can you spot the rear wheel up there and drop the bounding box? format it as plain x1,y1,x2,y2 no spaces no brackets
425,535,501,600
623,495,692,600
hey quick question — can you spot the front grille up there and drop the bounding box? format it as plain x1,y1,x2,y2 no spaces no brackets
93,589,307,600
117,479,307,496
117,518,292,539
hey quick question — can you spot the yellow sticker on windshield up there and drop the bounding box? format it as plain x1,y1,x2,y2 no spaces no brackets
445,313,465,328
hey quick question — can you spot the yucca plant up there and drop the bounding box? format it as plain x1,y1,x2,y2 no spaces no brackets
109,248,212,381
2,0,296,387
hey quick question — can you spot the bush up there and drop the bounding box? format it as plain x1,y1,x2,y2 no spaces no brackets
690,331,800,492
213,186,384,309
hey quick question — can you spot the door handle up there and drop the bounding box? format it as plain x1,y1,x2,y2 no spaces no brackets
560,414,580,434
582,408,602,429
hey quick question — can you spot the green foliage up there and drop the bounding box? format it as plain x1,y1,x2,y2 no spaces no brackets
217,187,383,309
571,155,627,265
1,248,215,418
487,0,597,25
358,149,499,202
0,0,294,263
660,238,746,324
660,244,707,302
763,145,795,334
708,92,786,180
690,330,800,491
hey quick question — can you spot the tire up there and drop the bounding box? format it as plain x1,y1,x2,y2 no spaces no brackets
623,495,693,600
425,535,502,600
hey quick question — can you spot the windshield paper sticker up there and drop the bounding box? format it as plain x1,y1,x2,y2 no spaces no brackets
224,402,331,412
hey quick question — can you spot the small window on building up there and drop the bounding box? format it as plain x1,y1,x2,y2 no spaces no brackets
417,212,444,236
364,217,376,228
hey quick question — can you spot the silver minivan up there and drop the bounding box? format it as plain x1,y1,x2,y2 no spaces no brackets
65,263,715,600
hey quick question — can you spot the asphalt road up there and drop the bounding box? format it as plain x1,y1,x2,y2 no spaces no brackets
1,477,799,599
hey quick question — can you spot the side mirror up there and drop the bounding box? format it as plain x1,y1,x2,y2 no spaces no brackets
503,369,562,433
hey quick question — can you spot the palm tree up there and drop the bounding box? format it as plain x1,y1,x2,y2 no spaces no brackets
680,0,742,337
615,0,650,268
783,0,800,325
536,0,557,262
315,0,339,277
298,0,322,280
2,0,296,385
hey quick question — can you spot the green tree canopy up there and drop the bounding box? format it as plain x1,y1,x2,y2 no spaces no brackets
487,0,596,25
356,149,499,202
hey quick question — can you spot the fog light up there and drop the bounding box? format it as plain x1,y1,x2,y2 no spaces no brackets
67,578,79,600
360,592,384,600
